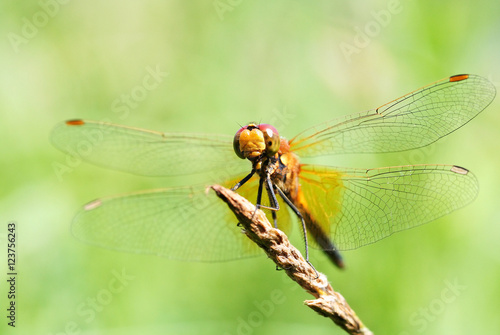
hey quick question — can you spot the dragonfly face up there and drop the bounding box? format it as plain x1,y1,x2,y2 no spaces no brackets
233,123,280,160
233,123,287,186
51,74,496,268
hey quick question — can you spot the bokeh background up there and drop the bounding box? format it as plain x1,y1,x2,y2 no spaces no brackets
1,1,499,334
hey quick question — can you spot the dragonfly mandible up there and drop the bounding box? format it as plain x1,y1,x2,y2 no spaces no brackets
51,74,495,268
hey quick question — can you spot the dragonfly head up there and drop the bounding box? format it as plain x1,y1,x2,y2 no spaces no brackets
233,123,280,160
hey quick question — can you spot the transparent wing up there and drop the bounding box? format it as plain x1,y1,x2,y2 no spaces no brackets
50,119,248,178
290,74,495,156
299,164,478,250
71,176,292,261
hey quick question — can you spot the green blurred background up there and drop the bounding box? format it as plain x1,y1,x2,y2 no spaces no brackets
1,1,499,334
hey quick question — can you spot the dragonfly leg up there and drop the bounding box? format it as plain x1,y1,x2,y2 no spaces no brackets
270,209,278,228
263,176,280,229
255,175,265,211
264,177,280,210
274,186,319,278
274,187,308,257
231,169,256,191
254,174,280,210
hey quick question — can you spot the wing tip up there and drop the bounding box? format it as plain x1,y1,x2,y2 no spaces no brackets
84,199,103,211
66,119,85,126
449,74,469,82
450,165,470,175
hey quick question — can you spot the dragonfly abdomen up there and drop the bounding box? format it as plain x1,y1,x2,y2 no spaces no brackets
295,198,345,269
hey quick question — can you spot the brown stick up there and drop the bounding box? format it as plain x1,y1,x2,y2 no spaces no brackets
211,184,373,335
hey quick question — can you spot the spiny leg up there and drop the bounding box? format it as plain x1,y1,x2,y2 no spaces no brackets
232,169,256,228
255,175,265,211
231,169,256,191
254,174,280,214
264,176,280,228
275,186,319,278
232,175,266,230
263,177,284,271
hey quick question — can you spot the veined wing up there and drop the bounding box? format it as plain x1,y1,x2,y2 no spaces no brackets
71,175,292,261
290,74,495,156
50,119,248,178
299,164,478,250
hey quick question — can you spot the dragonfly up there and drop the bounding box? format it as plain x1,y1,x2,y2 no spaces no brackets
51,74,495,269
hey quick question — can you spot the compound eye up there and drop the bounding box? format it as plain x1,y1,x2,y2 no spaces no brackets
233,126,247,159
258,124,280,157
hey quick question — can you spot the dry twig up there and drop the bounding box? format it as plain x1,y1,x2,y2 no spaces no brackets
211,184,373,335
